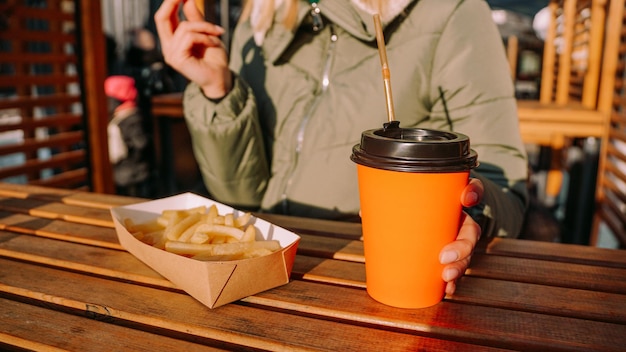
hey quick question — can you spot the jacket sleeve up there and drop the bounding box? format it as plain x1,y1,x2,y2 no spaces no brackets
183,75,270,209
429,0,529,237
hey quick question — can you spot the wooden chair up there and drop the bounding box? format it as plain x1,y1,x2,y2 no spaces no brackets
591,0,626,248
0,0,113,193
517,0,609,200
517,0,608,144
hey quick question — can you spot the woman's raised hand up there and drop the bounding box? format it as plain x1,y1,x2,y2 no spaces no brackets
154,0,232,99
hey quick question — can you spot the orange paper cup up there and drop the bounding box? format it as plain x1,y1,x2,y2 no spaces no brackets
357,165,469,308
351,122,478,308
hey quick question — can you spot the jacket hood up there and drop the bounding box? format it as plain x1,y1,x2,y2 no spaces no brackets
258,0,416,63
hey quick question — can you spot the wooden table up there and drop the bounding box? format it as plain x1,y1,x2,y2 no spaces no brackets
0,182,624,351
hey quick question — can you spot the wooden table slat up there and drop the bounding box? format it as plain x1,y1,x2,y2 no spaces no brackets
0,298,229,352
0,197,114,227
467,254,626,294
0,232,173,289
485,237,626,268
451,276,626,324
297,233,365,262
0,182,76,200
0,211,121,249
0,182,143,209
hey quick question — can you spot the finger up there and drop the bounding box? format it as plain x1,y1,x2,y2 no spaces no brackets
154,0,183,43
163,28,220,67
442,255,471,282
443,254,472,295
445,280,457,295
173,21,225,48
460,177,484,207
439,212,481,265
164,31,211,63
177,15,225,37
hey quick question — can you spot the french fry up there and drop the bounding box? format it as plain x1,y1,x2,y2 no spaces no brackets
177,220,206,242
207,204,218,219
201,242,278,261
224,213,234,227
210,240,280,256
157,210,184,228
189,231,209,244
164,241,213,256
145,230,168,249
192,247,274,261
159,206,206,227
124,218,163,234
209,235,228,244
241,225,256,242
165,212,203,241
234,212,252,228
213,215,225,225
194,0,205,16
165,240,281,258
194,223,245,241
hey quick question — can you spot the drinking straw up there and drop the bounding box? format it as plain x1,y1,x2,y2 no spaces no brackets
373,14,395,122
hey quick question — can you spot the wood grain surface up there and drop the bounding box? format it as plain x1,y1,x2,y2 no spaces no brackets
0,182,624,351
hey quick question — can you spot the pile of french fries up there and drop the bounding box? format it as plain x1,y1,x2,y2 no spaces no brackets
123,205,282,261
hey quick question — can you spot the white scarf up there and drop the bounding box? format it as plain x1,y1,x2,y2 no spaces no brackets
350,0,411,23
250,0,284,46
251,0,412,45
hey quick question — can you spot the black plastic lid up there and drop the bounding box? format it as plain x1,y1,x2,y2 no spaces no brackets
351,121,478,172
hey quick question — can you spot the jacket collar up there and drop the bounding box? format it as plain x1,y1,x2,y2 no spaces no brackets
259,0,416,63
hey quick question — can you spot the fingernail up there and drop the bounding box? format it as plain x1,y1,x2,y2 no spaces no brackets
443,267,460,282
465,191,478,205
440,250,458,264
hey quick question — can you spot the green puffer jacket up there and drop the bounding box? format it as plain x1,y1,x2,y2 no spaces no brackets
183,0,529,237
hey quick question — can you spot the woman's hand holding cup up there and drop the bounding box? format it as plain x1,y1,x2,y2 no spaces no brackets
439,178,484,295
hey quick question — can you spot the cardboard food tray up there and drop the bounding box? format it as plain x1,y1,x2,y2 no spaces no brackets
110,193,300,309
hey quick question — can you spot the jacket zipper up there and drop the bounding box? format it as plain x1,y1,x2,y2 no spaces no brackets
281,25,338,214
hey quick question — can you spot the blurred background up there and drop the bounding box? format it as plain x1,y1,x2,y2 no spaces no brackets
4,1,623,249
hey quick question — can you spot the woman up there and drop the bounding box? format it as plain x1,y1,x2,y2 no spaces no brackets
154,0,529,294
